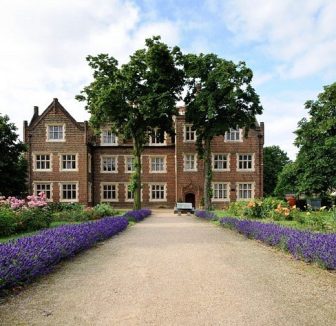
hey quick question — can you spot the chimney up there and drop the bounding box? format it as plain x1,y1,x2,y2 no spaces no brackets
34,106,39,116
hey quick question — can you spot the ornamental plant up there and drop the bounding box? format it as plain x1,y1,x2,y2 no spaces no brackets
0,216,128,291
220,217,336,269
195,210,216,220
123,208,151,222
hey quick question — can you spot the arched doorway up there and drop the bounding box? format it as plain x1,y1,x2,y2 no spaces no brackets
185,193,196,208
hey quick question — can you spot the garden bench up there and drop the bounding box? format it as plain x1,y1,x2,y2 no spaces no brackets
174,202,195,215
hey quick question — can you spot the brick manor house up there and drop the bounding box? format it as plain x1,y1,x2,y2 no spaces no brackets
24,98,264,209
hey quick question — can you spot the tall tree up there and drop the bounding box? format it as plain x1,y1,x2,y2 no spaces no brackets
274,162,300,197
0,114,27,196
294,82,336,196
263,145,290,196
77,36,184,209
183,54,262,210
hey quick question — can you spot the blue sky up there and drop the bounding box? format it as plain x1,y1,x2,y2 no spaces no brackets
1,0,335,159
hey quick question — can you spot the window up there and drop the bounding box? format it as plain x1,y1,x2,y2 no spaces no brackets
125,183,143,202
60,183,78,202
237,154,254,171
237,183,254,200
101,156,118,173
212,183,229,201
35,154,51,171
88,182,92,202
149,184,166,201
150,156,166,172
225,128,241,142
88,154,92,173
61,154,77,171
101,183,118,201
125,156,135,173
101,130,118,145
34,183,52,200
213,154,229,171
47,125,65,141
149,128,165,145
184,154,197,171
184,124,196,142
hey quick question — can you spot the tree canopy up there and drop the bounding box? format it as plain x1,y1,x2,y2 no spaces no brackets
294,82,336,196
263,145,290,196
183,53,263,209
0,114,27,196
77,36,184,209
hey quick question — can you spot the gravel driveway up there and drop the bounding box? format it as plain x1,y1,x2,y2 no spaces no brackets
1,211,335,325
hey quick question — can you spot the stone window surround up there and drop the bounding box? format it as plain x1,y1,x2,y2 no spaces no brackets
236,153,255,172
148,128,167,146
59,153,79,172
32,152,53,172
100,182,118,202
212,153,230,171
59,182,79,202
33,182,53,201
148,182,167,202
124,155,143,173
124,183,143,202
236,182,255,200
183,153,197,172
149,155,167,173
224,128,243,142
100,155,118,173
212,182,230,202
183,124,196,142
46,123,66,142
100,129,118,146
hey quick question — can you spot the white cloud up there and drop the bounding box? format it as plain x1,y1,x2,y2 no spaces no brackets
0,0,181,140
209,0,336,79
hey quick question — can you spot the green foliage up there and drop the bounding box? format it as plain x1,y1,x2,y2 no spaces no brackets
16,208,52,232
225,201,249,216
183,53,262,209
0,208,16,236
263,146,290,196
92,203,118,218
294,82,336,196
274,162,300,197
77,36,184,209
0,114,27,196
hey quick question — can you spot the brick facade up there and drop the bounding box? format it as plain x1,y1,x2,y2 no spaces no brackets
24,98,264,209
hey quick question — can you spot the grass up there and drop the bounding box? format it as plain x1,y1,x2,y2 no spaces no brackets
0,221,83,243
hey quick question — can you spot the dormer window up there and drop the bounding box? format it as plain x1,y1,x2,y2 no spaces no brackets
225,128,242,142
149,128,165,145
46,124,65,142
101,130,118,145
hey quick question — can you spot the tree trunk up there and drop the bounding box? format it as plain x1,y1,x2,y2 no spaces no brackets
203,137,212,211
133,138,142,210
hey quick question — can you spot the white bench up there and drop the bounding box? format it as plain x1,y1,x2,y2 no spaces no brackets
174,202,195,215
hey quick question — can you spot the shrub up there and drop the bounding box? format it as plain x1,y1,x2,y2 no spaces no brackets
220,217,336,269
16,208,52,232
0,216,128,291
226,201,248,216
92,203,118,219
0,208,16,236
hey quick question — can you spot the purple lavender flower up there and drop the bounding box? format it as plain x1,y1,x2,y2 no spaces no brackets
123,208,152,222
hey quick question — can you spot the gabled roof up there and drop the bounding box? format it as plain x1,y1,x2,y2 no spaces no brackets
29,98,84,131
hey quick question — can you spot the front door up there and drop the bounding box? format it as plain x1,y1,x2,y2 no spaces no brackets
185,193,195,208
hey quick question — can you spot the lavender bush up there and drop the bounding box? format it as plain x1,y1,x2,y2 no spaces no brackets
195,210,217,220
220,217,336,269
123,208,151,222
0,216,128,291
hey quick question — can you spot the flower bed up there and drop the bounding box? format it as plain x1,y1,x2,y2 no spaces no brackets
220,217,336,269
0,216,128,291
123,208,152,222
194,210,216,220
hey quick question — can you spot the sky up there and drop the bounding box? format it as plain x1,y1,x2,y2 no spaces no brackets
1,0,335,159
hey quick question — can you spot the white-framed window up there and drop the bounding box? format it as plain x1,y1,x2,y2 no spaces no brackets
125,156,135,173
212,183,230,201
149,128,166,145
150,156,166,173
34,153,52,171
237,183,255,200
212,154,229,171
125,183,143,202
88,182,92,203
225,128,242,142
237,154,254,171
59,182,78,202
100,183,118,202
46,124,65,142
33,182,53,201
101,155,118,173
88,153,92,173
101,129,118,146
184,124,196,142
60,154,78,171
149,183,167,202
183,154,197,171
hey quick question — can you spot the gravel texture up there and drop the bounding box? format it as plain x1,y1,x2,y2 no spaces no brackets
1,210,335,325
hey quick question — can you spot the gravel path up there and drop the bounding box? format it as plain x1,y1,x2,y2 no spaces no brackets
1,211,336,325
